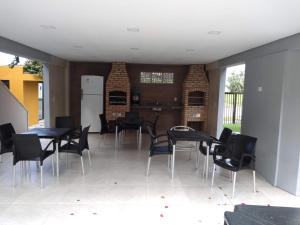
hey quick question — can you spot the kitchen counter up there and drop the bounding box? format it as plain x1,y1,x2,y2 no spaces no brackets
131,104,183,111
131,104,182,130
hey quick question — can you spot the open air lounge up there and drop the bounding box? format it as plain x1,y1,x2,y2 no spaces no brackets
0,1,300,224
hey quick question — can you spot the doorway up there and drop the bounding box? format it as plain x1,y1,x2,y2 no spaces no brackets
0,51,47,128
223,64,245,133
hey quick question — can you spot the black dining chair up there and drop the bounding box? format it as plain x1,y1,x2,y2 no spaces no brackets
117,112,142,147
123,112,141,133
99,114,109,135
143,115,159,136
55,116,82,140
12,134,55,188
199,127,232,177
146,125,172,176
99,114,111,147
59,126,90,175
211,134,257,197
0,123,16,160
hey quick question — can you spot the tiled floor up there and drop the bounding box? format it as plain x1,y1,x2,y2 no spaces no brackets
0,132,299,225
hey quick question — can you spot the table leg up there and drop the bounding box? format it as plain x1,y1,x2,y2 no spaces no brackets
195,141,198,169
205,146,209,180
115,125,118,150
139,126,142,150
172,144,176,180
56,141,59,178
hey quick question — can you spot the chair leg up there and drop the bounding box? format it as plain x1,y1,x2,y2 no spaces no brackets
80,156,85,175
65,153,68,168
139,126,142,150
171,145,176,180
232,172,237,197
203,155,207,177
52,155,55,176
40,163,43,188
253,170,256,192
13,165,16,187
28,162,31,179
146,157,151,176
187,151,192,161
211,164,216,189
206,156,210,179
87,150,92,166
24,161,27,178
195,151,199,169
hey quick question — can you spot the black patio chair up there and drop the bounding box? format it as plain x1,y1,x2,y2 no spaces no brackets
199,127,232,177
0,123,16,159
123,112,141,130
55,116,82,139
211,134,257,197
143,115,159,136
59,126,90,175
99,114,109,135
12,134,55,188
146,125,172,176
56,116,89,150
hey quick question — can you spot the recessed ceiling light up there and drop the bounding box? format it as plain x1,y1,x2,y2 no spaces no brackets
73,45,84,49
40,25,56,30
126,27,140,32
186,48,195,52
208,30,222,35
130,47,139,51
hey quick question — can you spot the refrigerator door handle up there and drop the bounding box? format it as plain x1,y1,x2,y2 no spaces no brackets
81,89,83,100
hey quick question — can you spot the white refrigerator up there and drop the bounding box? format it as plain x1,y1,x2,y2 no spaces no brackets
81,75,103,132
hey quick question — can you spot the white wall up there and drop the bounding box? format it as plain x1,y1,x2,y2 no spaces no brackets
242,51,286,185
207,33,300,195
0,82,27,132
277,50,300,195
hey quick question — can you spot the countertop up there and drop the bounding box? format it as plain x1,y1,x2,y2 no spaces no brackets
131,104,183,110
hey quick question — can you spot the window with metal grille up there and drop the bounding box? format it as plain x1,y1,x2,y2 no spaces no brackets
140,72,174,84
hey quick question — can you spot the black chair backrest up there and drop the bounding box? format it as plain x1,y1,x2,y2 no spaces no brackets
12,134,42,164
99,114,108,134
0,123,16,142
152,115,159,133
56,116,74,128
78,126,90,152
227,134,257,164
146,125,155,141
0,123,16,153
219,128,233,144
125,112,139,123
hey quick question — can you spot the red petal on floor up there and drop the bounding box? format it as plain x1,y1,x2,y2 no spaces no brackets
160,214,164,217
165,206,168,208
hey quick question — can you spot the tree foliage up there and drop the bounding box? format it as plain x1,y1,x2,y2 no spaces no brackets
23,60,43,75
8,56,20,68
226,71,244,93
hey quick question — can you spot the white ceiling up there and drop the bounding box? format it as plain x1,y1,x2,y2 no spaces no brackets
0,0,300,64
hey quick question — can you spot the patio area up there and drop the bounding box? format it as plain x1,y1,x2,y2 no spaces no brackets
0,132,299,225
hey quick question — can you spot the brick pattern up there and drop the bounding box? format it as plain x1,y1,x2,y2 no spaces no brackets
105,62,130,120
182,64,209,131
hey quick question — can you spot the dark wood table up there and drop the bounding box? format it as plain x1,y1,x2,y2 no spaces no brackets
225,204,300,225
23,128,71,177
167,129,211,180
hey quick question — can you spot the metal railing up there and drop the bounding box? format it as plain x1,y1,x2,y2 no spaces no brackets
223,92,243,124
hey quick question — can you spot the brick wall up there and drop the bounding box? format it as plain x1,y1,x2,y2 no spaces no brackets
182,64,209,131
105,62,130,120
